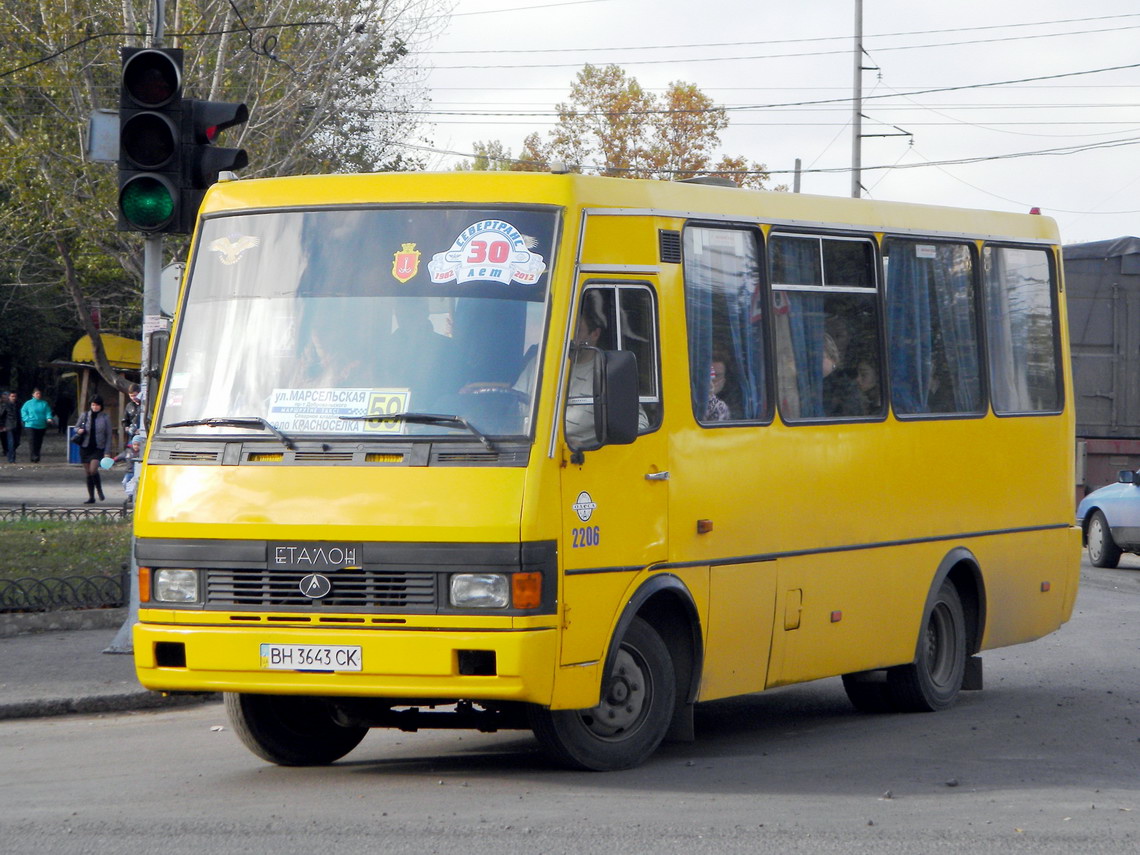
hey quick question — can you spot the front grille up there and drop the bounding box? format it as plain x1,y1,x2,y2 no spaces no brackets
206,568,437,609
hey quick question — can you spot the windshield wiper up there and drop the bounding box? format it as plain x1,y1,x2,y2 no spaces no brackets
162,416,298,451
339,411,497,452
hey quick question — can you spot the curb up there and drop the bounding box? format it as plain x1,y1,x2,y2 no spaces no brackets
0,691,220,721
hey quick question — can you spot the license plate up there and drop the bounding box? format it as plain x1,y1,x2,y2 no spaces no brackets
259,643,363,672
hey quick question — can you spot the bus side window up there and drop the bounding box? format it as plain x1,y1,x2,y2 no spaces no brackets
982,246,1061,414
565,285,661,448
771,234,882,421
884,239,984,416
683,226,768,424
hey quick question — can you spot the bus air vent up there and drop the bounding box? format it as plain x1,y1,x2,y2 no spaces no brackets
168,450,223,463
293,451,354,463
247,452,284,462
432,449,529,466
436,451,501,463
659,230,682,264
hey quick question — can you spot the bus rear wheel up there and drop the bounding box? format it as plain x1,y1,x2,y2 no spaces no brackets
529,617,675,771
886,580,967,712
225,693,368,766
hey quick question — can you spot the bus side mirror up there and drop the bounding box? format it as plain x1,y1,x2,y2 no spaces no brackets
596,349,639,447
145,328,170,431
1118,469,1137,485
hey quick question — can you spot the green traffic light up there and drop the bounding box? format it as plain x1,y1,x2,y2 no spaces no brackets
119,176,175,229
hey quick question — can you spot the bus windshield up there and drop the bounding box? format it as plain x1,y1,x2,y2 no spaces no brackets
158,206,557,441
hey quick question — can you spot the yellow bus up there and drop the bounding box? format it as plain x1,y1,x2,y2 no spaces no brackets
133,171,1080,770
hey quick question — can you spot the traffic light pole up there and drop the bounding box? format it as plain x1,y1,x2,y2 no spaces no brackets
107,0,245,653
106,238,159,654
107,0,165,655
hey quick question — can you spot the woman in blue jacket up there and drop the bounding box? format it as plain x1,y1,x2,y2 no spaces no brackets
20,388,56,463
74,395,111,502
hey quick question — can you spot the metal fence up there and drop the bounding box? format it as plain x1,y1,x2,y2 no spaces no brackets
0,504,132,522
0,571,128,613
0,505,132,611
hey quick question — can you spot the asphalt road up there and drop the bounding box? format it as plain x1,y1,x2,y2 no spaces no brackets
0,556,1136,855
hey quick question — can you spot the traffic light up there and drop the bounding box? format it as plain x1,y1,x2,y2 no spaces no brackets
181,98,248,229
118,47,184,233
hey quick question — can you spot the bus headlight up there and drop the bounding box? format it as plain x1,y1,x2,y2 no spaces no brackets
450,573,509,608
153,569,200,603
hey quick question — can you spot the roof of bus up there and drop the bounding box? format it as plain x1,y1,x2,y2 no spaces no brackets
200,171,1060,243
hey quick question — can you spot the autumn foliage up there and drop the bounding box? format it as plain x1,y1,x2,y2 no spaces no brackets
464,64,780,190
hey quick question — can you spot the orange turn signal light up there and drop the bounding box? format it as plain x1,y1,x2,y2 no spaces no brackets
512,572,542,610
139,566,151,603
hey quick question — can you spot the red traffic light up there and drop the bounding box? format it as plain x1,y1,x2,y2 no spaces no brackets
121,48,182,108
185,99,249,190
187,100,249,144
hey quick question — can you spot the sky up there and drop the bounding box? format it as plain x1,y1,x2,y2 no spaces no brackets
413,0,1140,245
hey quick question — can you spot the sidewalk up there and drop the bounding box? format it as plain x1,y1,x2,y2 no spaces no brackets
0,430,218,719
0,622,217,720
0,430,131,510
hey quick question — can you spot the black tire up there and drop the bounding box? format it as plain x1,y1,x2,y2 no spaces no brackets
841,671,894,713
1087,510,1122,569
529,617,675,771
224,693,368,766
886,580,967,712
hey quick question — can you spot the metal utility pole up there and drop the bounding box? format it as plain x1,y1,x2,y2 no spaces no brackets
851,0,863,198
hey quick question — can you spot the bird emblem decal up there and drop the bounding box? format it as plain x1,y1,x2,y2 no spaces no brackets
208,234,260,265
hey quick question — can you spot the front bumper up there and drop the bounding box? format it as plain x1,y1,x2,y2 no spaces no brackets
133,620,558,704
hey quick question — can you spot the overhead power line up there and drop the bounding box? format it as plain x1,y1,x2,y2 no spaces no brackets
426,12,1140,54
396,133,1140,177
427,23,1140,69
403,62,1140,118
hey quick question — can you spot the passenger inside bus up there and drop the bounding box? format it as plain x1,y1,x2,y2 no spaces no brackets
821,332,866,417
565,291,651,447
706,352,734,421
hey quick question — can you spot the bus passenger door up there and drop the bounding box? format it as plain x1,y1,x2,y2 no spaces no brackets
559,282,669,667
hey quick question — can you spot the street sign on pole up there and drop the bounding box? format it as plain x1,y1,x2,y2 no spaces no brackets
160,262,184,317
85,109,119,163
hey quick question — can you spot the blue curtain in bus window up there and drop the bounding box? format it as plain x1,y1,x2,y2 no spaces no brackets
786,294,826,417
684,234,715,418
729,277,765,419
886,245,933,413
931,247,981,412
887,241,980,414
771,235,825,418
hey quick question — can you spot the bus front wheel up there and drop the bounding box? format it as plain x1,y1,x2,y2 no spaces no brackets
529,617,675,771
225,692,368,766
886,580,967,712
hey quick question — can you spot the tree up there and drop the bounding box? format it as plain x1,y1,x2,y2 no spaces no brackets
454,140,515,171
0,0,445,395
482,64,780,190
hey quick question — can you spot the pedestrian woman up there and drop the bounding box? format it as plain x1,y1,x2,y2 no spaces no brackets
74,395,111,503
20,388,56,463
2,390,19,462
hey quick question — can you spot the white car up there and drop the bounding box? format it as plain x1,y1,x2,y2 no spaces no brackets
1076,470,1140,567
